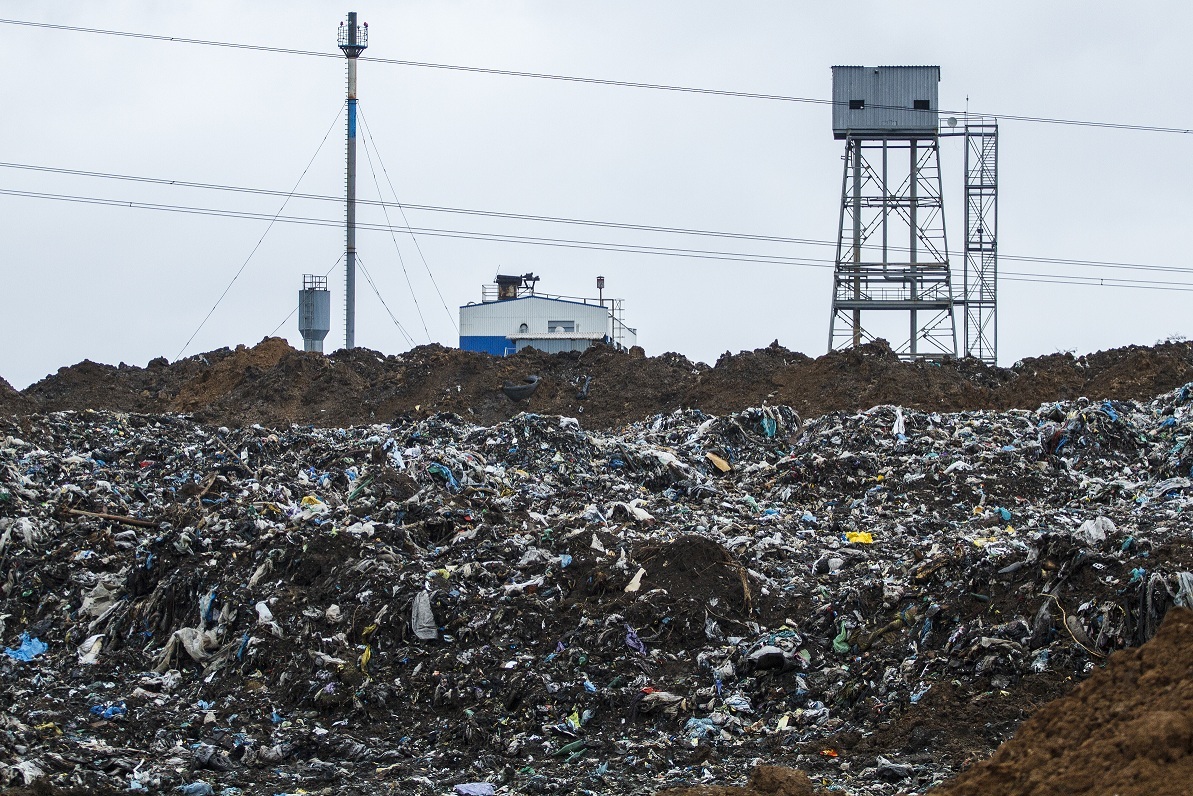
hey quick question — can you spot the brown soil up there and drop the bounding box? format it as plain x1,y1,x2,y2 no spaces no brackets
658,765,825,796
10,336,1193,429
0,375,32,416
931,607,1193,796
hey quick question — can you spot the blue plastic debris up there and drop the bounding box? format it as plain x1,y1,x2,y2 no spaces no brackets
237,632,250,661
200,588,218,624
89,701,128,720
426,462,459,489
4,632,47,662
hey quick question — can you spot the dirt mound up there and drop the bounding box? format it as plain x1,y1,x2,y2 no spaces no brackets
12,336,1193,428
658,765,824,796
634,535,754,615
933,607,1193,796
0,375,32,417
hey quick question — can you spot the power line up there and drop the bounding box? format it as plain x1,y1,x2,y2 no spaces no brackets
173,103,343,360
0,186,834,267
5,160,1193,280
358,105,459,332
7,185,1193,295
358,123,433,342
3,17,1191,135
356,254,416,346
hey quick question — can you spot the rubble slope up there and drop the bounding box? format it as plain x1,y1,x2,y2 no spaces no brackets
13,337,1193,429
3,383,1193,793
932,607,1193,796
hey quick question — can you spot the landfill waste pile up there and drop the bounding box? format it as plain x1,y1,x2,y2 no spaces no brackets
2,383,1193,794
932,606,1193,796
658,764,825,795
10,336,1193,430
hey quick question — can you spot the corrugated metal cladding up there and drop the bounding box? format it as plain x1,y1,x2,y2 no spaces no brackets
459,295,620,356
832,66,939,139
459,296,611,339
514,338,595,354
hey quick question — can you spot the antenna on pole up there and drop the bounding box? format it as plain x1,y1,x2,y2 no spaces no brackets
338,11,368,349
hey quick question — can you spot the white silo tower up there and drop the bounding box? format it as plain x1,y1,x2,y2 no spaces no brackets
298,274,331,353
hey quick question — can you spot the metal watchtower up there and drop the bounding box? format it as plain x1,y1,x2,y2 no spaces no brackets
828,66,957,360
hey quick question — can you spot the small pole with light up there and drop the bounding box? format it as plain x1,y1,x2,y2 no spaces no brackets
597,275,605,307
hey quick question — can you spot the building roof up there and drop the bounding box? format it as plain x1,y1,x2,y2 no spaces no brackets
459,294,609,311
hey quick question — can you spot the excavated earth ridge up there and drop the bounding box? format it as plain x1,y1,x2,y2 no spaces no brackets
5,336,1193,430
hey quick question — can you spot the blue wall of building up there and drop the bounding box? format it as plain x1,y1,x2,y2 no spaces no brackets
459,335,513,356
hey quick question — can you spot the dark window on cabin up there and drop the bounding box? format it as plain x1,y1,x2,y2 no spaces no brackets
849,99,865,110
913,99,930,110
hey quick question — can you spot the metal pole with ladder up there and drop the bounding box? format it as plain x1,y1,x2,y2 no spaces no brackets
338,12,367,349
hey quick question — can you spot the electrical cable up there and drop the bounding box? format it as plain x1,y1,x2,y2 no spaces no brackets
173,103,344,361
6,186,1193,295
356,254,416,346
0,187,835,266
5,160,1193,280
3,17,1191,135
358,105,459,331
357,123,433,341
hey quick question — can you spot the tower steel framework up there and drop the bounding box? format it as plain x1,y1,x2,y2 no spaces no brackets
960,118,998,363
828,134,957,359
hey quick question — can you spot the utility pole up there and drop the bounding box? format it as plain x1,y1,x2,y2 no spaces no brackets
338,12,367,349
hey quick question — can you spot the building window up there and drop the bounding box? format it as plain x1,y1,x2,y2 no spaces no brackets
518,323,528,333
849,99,865,110
548,320,575,333
913,99,930,110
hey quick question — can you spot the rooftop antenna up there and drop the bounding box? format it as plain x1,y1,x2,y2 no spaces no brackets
338,11,368,349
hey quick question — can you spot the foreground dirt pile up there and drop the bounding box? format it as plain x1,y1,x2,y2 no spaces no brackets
3,384,1193,793
12,337,1193,429
933,607,1193,796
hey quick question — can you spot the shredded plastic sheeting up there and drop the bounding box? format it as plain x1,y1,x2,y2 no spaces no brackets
1,386,1193,793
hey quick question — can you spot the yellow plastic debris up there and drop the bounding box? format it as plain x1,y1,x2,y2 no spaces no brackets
845,532,873,544
706,452,732,472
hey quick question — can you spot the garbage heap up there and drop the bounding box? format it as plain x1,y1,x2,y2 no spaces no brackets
933,606,1193,796
2,386,1193,795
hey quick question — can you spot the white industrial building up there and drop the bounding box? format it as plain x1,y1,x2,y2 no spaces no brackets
459,274,637,356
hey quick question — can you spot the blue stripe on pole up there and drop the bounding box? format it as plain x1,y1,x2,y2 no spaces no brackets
348,102,357,138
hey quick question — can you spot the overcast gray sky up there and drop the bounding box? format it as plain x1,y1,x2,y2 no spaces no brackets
2,2,1190,389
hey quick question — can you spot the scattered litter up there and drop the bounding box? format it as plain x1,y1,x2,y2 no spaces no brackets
1,386,1193,793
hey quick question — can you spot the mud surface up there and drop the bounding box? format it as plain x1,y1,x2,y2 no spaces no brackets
12,337,1193,429
932,607,1193,796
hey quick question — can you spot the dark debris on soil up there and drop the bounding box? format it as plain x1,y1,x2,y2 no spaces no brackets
11,337,1193,430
